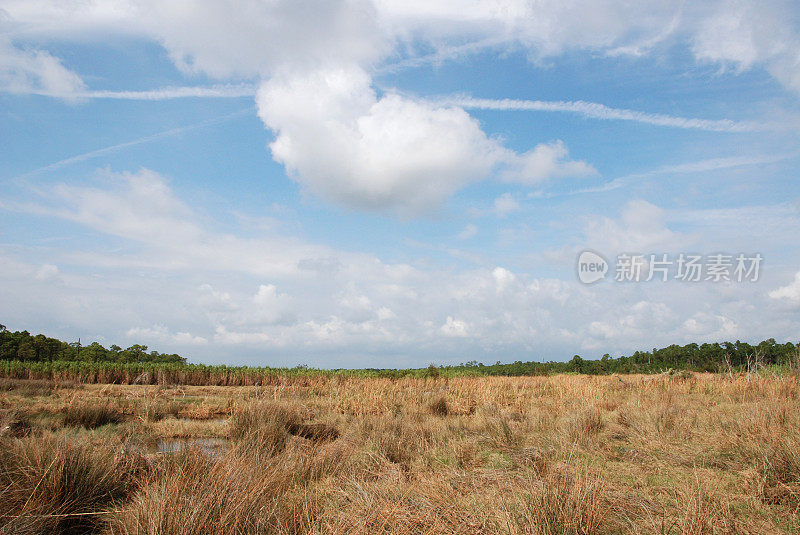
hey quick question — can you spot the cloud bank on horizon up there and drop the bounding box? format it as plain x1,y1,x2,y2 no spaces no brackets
1,0,799,366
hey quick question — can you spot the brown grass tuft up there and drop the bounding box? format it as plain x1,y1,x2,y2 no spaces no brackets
0,433,131,535
63,402,124,429
508,467,609,534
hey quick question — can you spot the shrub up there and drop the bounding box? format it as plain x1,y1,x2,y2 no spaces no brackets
428,396,449,416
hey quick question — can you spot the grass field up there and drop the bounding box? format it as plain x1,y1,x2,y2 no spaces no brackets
1,372,798,534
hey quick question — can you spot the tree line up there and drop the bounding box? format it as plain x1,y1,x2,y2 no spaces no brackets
448,338,799,376
1,323,797,375
0,325,186,365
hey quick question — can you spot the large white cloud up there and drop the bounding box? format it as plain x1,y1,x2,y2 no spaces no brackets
691,0,800,94
257,65,592,214
144,0,389,78
3,1,799,93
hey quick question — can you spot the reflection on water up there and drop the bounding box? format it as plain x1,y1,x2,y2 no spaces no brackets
156,437,229,457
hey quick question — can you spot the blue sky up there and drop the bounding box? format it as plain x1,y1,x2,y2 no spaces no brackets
1,1,799,367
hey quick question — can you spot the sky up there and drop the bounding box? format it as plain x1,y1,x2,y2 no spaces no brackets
1,0,799,368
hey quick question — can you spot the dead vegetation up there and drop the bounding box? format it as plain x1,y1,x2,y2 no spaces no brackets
0,373,798,533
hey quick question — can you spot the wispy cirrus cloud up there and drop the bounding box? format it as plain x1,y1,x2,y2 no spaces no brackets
439,95,769,133
557,152,800,197
6,107,253,183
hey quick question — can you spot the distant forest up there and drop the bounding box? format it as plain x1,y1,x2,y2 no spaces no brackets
0,323,797,375
0,324,185,365
446,338,799,375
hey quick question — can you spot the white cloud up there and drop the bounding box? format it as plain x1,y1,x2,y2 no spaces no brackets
197,284,237,313
34,264,59,280
440,316,468,338
3,0,800,97
126,325,208,346
680,312,738,340
492,267,516,293
584,199,688,253
500,141,596,185
27,84,256,100
213,326,272,345
0,37,85,95
257,67,594,213
691,1,800,94
257,65,508,214
20,168,346,279
492,193,520,217
251,284,293,325
144,0,388,78
770,271,800,304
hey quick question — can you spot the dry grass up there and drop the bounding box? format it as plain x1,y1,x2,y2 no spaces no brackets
508,467,608,534
63,401,124,429
0,433,134,535
0,374,798,533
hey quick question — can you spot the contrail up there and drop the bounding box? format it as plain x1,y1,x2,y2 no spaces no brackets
24,84,256,100
17,83,773,133
8,107,254,182
530,152,800,199
439,96,765,133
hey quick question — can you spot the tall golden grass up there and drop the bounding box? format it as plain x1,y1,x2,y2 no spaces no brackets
0,372,798,533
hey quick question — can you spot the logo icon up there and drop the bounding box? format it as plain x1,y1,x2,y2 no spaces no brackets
577,250,608,284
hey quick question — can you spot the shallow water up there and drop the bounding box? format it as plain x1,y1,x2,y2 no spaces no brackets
172,417,228,425
156,437,229,457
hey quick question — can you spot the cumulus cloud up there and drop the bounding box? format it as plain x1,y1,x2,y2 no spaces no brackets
440,316,469,338
256,66,595,214
250,284,294,325
3,1,799,96
584,199,689,253
0,37,85,95
258,66,499,214
143,0,388,78
691,0,800,94
126,325,208,346
500,141,596,184
770,271,800,304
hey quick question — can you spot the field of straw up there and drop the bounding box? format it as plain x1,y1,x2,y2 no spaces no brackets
0,373,798,534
